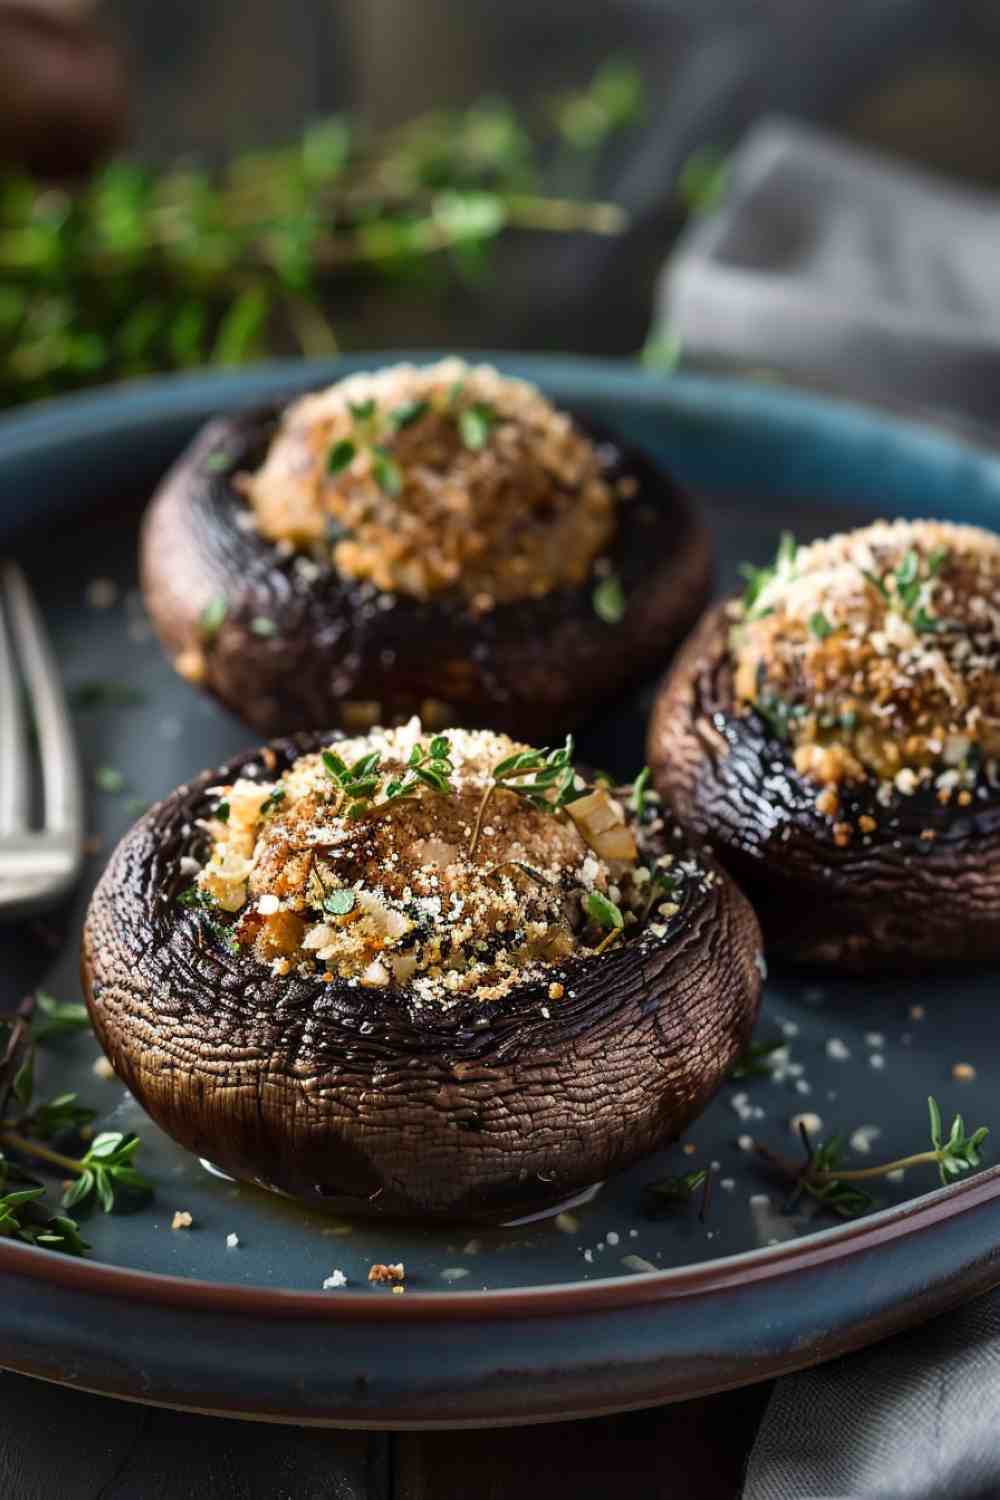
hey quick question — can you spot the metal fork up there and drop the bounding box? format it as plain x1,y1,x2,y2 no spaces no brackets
0,562,83,919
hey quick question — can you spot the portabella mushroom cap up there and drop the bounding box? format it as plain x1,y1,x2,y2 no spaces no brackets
139,403,711,742
649,603,1000,971
81,731,762,1224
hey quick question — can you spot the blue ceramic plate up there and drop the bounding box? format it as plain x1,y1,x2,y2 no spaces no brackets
2,355,1000,1427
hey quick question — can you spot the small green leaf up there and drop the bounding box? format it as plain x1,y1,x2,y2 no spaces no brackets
585,890,624,931
33,993,90,1042
929,1096,943,1151
593,574,626,624
371,446,402,497
391,399,429,430
323,889,357,915
214,800,230,823
640,1170,707,1217
327,438,356,474
94,766,125,794
349,398,375,424
458,402,496,450
13,1048,34,1109
631,766,651,817
199,594,228,640
809,611,834,640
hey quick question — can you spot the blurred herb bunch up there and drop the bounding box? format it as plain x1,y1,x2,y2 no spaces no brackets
0,60,642,407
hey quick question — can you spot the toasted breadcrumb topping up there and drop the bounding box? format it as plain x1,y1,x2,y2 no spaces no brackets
730,519,1000,827
191,720,695,1005
237,359,617,606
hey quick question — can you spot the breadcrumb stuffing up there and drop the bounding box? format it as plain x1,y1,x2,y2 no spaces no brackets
238,359,616,606
189,720,696,1006
731,519,1000,830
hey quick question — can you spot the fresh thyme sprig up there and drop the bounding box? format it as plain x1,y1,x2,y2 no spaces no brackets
755,1097,989,1220
468,736,577,858
585,890,625,954
0,994,154,1252
640,1167,710,1219
739,531,798,620
322,734,455,821
1,61,639,409
728,1036,786,1080
863,544,950,635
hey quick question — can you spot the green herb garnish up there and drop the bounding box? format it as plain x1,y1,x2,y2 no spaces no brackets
755,1096,989,1220
260,785,287,815
214,799,230,822
0,1004,152,1254
640,1169,708,1217
371,445,402,497
250,616,277,637
61,1132,153,1215
391,399,429,430
593,573,626,624
631,766,651,818
728,1037,786,1079
468,736,584,860
94,766,125,794
32,994,90,1043
458,401,496,450
327,438,356,474
323,889,357,916
586,890,624,931
809,611,834,640
199,594,228,640
739,531,797,620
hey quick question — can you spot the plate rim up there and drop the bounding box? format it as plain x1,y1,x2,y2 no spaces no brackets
1,1160,1000,1317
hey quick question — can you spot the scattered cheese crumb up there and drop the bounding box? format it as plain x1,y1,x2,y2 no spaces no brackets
826,1037,851,1061
952,1062,977,1082
171,1211,193,1231
92,1056,115,1080
322,1269,348,1288
226,1233,240,1249
849,1125,882,1155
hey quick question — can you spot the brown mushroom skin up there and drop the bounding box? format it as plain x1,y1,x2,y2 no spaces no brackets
649,603,1000,971
140,404,711,742
81,732,762,1224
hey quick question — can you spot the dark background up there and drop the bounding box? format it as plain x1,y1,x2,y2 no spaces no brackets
98,0,1000,355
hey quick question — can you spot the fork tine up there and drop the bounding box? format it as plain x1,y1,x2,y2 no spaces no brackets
0,575,29,835
1,562,83,843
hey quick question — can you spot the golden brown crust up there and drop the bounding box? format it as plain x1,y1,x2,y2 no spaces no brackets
649,602,1000,970
140,401,712,742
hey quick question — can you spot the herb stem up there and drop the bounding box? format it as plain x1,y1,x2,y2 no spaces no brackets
0,1129,83,1177
809,1149,941,1183
468,784,496,861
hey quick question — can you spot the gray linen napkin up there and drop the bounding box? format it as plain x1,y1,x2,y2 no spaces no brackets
745,1288,1000,1498
656,118,1000,442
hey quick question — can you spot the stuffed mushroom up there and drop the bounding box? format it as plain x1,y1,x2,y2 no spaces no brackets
82,720,761,1223
141,359,711,741
650,519,1000,970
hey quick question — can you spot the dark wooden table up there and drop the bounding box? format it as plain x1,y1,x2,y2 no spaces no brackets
0,1370,770,1497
